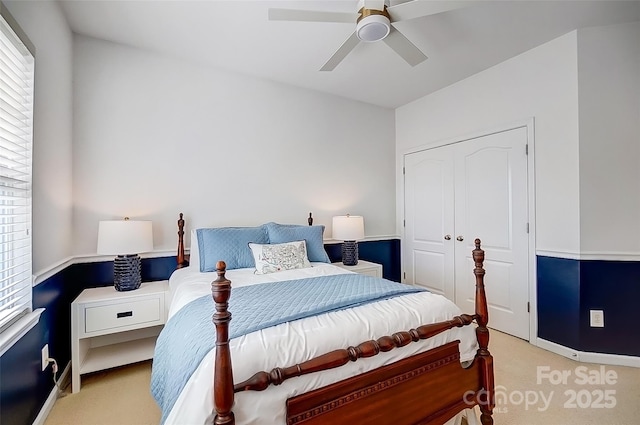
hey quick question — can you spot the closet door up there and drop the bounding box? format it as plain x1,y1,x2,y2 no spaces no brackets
453,127,530,340
404,146,455,299
403,126,530,340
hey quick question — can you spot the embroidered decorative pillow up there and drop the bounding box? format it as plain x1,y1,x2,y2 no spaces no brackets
249,240,312,275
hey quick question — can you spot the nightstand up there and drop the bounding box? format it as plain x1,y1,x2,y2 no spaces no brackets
71,280,169,393
333,260,383,278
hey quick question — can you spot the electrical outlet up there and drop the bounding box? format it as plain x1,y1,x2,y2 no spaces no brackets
41,344,49,371
590,310,604,328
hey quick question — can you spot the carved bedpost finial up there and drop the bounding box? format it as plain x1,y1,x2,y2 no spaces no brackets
308,212,313,226
211,261,235,425
472,238,489,353
472,238,488,340
215,260,227,276
212,260,230,321
473,238,484,267
177,213,186,268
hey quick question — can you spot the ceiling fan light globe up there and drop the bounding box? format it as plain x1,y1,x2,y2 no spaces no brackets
356,14,390,42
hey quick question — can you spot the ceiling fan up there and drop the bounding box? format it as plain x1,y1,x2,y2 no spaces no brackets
268,0,468,71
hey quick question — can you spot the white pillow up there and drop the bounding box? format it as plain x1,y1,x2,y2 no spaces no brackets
248,240,311,275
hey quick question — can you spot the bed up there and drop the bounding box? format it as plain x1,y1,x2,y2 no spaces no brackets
151,214,494,425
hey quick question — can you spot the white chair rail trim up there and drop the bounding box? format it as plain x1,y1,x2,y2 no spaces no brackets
536,249,640,262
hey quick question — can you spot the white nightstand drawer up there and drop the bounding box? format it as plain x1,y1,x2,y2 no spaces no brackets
356,268,381,278
85,298,161,333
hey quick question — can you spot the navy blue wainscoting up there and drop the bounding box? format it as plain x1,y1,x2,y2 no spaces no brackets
580,260,640,357
0,269,76,425
537,256,581,350
537,255,640,357
323,239,401,282
0,322,48,425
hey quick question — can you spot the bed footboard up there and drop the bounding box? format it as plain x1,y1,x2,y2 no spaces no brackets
285,340,479,425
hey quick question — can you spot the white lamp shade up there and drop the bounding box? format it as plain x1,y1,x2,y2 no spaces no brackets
332,215,365,241
97,220,153,255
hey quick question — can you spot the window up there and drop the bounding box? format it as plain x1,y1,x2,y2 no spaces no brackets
0,13,34,335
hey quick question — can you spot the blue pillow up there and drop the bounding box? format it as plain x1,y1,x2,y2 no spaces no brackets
196,226,268,272
264,222,330,263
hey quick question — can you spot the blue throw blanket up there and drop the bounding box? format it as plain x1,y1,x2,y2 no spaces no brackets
151,273,424,423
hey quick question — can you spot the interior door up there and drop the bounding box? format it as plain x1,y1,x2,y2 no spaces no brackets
403,126,530,340
453,127,530,340
404,147,455,299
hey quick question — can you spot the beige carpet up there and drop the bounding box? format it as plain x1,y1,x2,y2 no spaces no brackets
45,361,160,425
490,331,640,425
45,330,640,425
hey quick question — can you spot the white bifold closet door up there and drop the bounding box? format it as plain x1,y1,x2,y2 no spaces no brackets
403,126,530,340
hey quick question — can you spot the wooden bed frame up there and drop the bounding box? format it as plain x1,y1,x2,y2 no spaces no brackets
176,214,494,425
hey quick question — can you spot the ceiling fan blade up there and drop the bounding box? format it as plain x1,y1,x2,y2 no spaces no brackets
320,32,360,71
268,8,357,23
387,0,469,22
383,27,427,66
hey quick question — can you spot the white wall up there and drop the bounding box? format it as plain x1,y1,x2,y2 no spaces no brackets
396,31,581,255
3,1,74,275
72,36,396,256
578,21,640,256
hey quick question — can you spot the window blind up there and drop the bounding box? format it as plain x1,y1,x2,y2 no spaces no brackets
0,14,34,333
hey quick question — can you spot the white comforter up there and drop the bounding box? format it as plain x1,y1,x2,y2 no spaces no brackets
163,263,479,425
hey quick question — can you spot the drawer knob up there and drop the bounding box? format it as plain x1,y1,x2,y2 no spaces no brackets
117,311,133,318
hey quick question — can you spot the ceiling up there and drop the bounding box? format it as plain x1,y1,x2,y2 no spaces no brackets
58,0,640,108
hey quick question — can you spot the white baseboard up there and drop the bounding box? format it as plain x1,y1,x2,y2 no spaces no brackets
536,338,640,368
32,361,71,425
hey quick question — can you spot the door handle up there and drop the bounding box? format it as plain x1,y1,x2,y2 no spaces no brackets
456,236,464,241
444,235,451,240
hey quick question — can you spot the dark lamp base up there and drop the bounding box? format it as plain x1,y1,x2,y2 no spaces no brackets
341,241,359,266
114,254,142,291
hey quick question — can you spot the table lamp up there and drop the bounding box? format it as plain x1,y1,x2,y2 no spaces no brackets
332,215,365,266
97,218,153,291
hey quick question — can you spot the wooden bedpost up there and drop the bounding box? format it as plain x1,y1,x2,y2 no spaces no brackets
473,239,494,425
212,261,235,425
177,213,187,268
